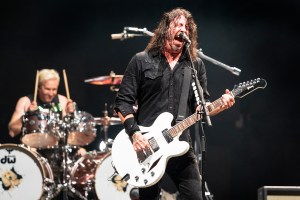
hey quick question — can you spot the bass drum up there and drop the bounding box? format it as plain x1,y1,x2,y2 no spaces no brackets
0,144,54,200
70,151,135,200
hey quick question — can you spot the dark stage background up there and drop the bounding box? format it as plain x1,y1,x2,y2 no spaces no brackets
1,1,299,200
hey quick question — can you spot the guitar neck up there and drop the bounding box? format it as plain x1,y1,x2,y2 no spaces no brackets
166,77,266,138
168,112,199,138
168,91,236,138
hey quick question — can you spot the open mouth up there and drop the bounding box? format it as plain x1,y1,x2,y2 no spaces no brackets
174,33,183,42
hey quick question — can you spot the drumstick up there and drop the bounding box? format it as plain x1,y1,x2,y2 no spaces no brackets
63,69,70,99
33,70,39,102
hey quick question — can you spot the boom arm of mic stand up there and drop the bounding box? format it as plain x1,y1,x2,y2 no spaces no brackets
197,49,241,76
143,30,154,37
124,27,154,37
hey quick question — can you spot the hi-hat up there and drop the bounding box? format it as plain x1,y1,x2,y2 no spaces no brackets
84,71,123,85
94,116,122,126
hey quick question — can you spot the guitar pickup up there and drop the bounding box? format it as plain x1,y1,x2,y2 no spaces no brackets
148,137,159,152
162,129,173,143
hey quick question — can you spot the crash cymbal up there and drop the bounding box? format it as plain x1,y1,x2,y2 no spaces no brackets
84,71,123,85
94,116,122,126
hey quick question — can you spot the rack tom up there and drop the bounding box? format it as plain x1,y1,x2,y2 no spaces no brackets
21,110,59,148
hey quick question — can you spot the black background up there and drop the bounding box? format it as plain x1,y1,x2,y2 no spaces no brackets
1,1,299,200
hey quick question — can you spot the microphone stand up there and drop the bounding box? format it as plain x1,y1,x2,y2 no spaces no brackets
197,49,241,76
185,44,213,200
114,27,242,76
124,27,154,37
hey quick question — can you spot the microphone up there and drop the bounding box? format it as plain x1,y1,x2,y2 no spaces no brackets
179,32,191,45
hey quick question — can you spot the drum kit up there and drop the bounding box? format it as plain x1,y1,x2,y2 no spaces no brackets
0,71,177,200
0,71,139,200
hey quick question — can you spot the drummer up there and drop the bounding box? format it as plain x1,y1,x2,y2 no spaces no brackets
8,68,86,155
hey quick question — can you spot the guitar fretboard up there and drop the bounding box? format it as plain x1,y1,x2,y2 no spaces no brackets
167,91,237,138
207,98,223,112
167,113,198,138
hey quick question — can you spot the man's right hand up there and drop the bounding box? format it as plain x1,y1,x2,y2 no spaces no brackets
28,101,38,112
131,131,150,152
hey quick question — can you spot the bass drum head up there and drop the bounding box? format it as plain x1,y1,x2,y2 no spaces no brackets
95,152,135,200
0,144,51,200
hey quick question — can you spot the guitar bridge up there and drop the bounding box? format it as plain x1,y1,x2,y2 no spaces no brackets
137,146,152,163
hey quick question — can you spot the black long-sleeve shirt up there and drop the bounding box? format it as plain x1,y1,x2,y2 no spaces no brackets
115,49,210,130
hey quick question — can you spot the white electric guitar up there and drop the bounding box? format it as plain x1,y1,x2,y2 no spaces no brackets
112,78,267,188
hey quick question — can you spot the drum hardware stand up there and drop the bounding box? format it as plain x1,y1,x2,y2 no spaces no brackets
40,156,57,200
57,120,87,200
38,174,55,200
83,179,97,200
110,85,119,92
99,103,112,152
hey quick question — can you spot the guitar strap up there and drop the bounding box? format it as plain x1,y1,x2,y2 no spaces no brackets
176,65,192,123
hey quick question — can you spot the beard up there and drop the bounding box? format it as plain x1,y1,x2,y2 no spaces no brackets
169,40,183,53
165,31,183,54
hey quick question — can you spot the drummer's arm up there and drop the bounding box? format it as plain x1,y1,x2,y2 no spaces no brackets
8,97,31,138
58,94,74,117
58,95,87,155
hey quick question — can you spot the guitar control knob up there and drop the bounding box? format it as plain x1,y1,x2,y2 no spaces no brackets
151,171,155,177
135,176,139,181
141,168,146,173
144,179,148,185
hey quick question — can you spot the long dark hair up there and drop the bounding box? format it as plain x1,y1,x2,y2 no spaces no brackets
146,8,198,60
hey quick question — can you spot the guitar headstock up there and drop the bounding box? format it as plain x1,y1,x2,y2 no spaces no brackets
232,78,267,98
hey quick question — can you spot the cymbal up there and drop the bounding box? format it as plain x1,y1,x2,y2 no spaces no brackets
85,71,123,85
94,116,122,126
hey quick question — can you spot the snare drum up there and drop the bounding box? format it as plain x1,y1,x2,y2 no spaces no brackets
65,111,96,146
70,151,135,200
21,110,59,148
0,144,54,200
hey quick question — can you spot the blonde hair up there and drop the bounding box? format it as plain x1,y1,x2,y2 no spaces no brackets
38,69,60,87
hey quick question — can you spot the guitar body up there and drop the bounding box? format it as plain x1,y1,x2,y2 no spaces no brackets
112,112,190,188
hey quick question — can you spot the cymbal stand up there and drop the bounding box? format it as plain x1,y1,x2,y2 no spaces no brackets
43,167,56,200
100,103,112,152
83,180,98,199
103,103,109,151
